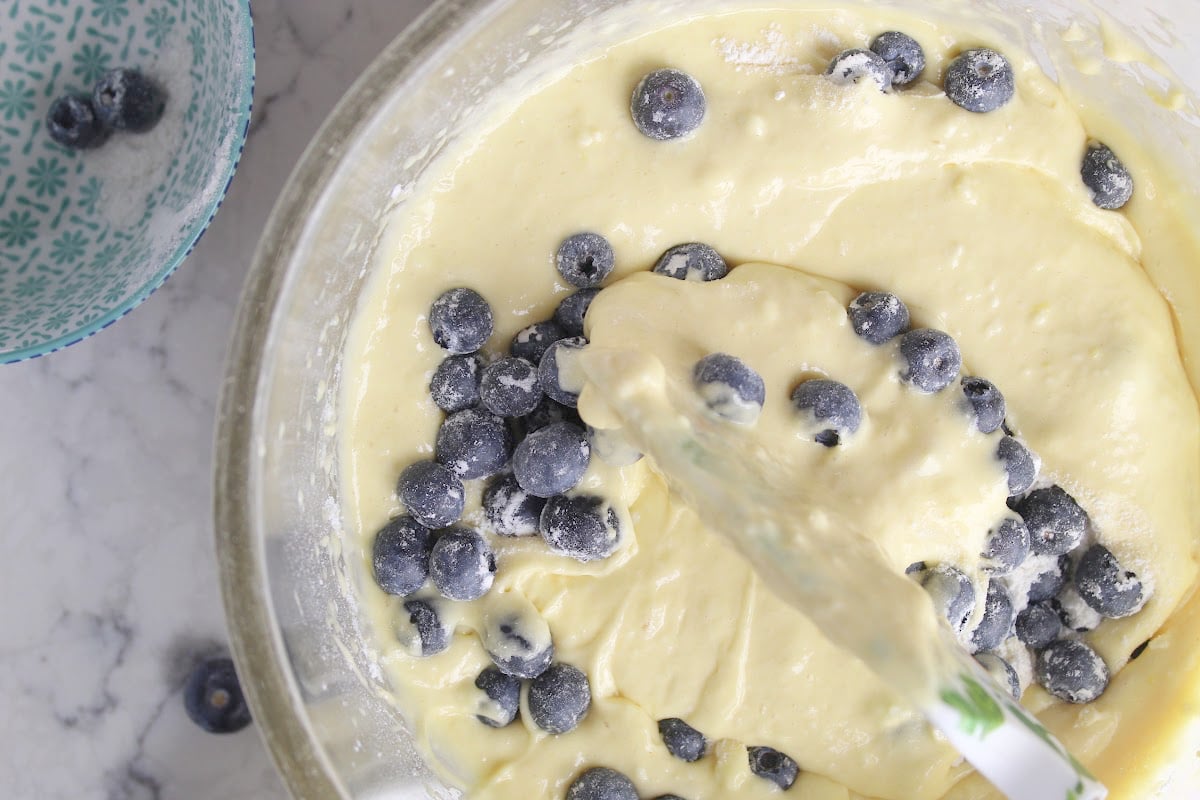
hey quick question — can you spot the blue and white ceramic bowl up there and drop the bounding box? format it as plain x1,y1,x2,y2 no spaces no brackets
0,0,254,363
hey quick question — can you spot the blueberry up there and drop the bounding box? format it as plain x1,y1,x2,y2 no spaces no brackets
539,336,587,407
588,426,643,467
961,377,1006,434
436,408,513,480
944,49,1015,113
482,611,554,679
870,31,926,87
513,421,591,498
429,288,494,354
1036,639,1109,704
480,357,542,418
981,516,1030,575
92,68,166,132
747,746,800,790
996,436,1038,496
899,329,961,392
1027,554,1071,603
791,379,862,446
429,528,496,601
693,353,766,425
397,460,465,528
825,48,891,92
528,663,591,734
969,581,1015,653
556,233,615,288
1015,601,1061,650
1051,586,1103,634
848,291,909,344
658,718,707,762
483,473,546,537
1074,544,1146,619
1081,143,1134,210
372,516,434,596
521,397,583,435
46,95,110,150
974,652,1020,701
1016,486,1087,556
511,320,566,364
653,242,729,282
555,289,602,337
540,494,622,562
430,354,483,413
398,599,451,657
917,564,976,632
566,767,638,800
631,68,706,141
473,667,521,728
183,657,251,734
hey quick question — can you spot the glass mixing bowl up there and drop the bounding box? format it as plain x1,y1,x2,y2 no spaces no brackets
214,1,1200,797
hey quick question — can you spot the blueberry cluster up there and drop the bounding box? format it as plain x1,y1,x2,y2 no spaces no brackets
46,68,166,150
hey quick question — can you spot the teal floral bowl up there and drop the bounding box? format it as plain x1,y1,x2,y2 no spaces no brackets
0,0,254,363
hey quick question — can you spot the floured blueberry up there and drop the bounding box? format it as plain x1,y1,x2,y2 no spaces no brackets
474,667,520,728
1074,544,1146,619
46,95,110,150
970,581,1016,653
899,329,961,392
1027,554,1071,603
482,610,554,679
511,320,566,364
631,69,706,141
540,494,622,562
480,357,542,418
555,288,602,337
513,421,591,498
653,242,729,282
917,564,976,632
974,652,1020,701
693,353,766,425
429,288,493,354
825,48,891,91
1015,601,1061,650
567,767,638,800
483,473,546,537
398,460,465,529
373,516,433,596
92,68,166,132
747,746,799,790
944,48,1015,113
398,599,450,657
848,291,909,344
1036,639,1109,704
429,528,496,601
1016,486,1087,556
1081,143,1134,210
961,376,1006,434
996,436,1037,496
521,397,583,434
556,233,615,288
529,663,591,734
658,718,707,762
870,31,926,87
430,354,483,413
588,426,643,467
436,408,513,480
982,516,1030,575
1051,586,1103,634
791,379,862,446
539,336,588,407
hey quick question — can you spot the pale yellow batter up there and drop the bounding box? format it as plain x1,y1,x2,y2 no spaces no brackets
341,5,1200,799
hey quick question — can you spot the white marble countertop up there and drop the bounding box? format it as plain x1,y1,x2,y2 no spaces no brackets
0,1,431,797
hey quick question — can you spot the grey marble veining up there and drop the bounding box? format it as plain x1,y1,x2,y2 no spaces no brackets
0,1,431,797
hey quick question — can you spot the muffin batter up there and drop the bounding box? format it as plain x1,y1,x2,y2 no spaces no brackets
341,5,1200,799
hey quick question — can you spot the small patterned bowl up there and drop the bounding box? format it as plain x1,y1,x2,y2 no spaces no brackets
0,0,254,363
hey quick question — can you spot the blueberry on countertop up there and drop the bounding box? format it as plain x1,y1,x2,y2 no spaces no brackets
398,460,465,529
825,48,892,92
566,767,638,800
974,652,1020,701
1074,544,1146,619
1026,554,1071,603
969,581,1016,653
692,353,767,425
1036,639,1109,704
528,663,592,734
429,288,494,354
46,95,110,149
996,436,1038,496
480,357,543,418
653,242,729,282
747,746,800,790
899,329,961,392
398,599,451,657
961,376,1006,434
870,31,926,87
791,379,862,447
1016,486,1087,557
981,516,1030,575
1081,143,1134,210
917,564,976,632
556,232,615,288
482,612,554,679
483,473,546,537
555,289,602,338
631,68,706,141
944,48,1015,113
93,68,166,132
1015,601,1061,650
372,516,434,596
539,336,588,407
429,528,496,601
436,407,513,480
658,718,707,762
513,421,591,498
183,657,252,734
474,667,521,728
540,494,622,562
848,291,909,345
511,320,566,364
430,354,483,414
